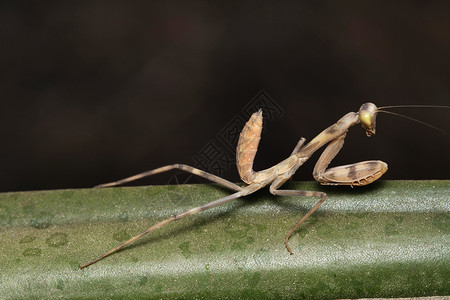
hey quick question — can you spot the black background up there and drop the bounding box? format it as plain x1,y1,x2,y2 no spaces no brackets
1,1,449,192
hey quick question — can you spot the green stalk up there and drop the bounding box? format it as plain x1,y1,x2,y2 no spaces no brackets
0,180,448,299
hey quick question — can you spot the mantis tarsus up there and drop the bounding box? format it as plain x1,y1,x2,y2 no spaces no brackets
80,102,449,269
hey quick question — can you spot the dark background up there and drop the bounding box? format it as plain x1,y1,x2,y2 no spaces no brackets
1,1,449,192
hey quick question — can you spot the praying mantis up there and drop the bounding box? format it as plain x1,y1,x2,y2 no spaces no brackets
80,102,448,269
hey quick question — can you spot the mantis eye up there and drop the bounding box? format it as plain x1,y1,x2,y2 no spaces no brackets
360,112,372,126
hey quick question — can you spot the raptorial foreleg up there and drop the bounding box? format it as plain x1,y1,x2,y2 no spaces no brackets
313,134,388,186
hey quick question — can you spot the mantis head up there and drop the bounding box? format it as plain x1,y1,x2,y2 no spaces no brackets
359,103,449,137
359,102,378,137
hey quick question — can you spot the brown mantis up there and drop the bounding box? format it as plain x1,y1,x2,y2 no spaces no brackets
80,102,448,269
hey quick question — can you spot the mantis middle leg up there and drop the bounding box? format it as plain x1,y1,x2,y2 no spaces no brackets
271,131,388,254
269,176,326,254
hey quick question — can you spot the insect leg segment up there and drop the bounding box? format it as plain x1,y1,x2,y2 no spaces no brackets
313,134,388,186
81,185,264,269
173,190,244,219
269,176,326,255
290,137,306,156
173,183,262,220
95,164,242,192
80,216,176,269
312,134,345,183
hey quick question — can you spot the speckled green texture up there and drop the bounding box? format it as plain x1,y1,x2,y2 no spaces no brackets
0,180,449,299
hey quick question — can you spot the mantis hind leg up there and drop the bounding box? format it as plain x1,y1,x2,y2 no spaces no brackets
95,164,242,191
313,134,388,186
